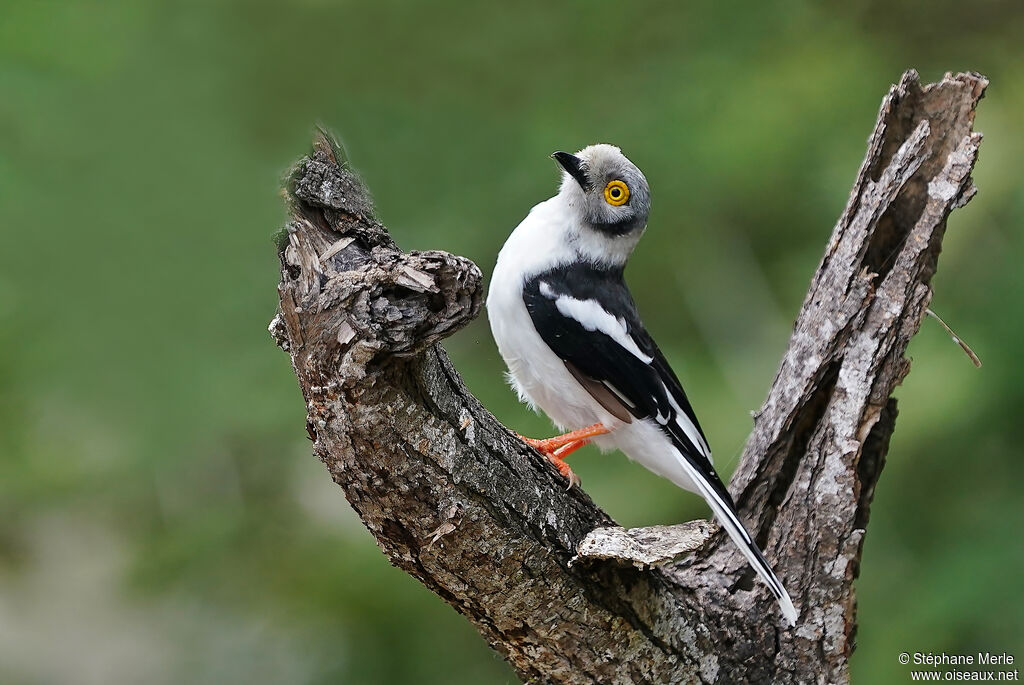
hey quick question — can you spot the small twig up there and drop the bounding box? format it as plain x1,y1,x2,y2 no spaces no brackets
926,308,983,367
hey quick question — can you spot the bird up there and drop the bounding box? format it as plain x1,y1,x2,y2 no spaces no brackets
486,144,798,626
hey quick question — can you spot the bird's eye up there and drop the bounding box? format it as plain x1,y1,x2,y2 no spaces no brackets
603,180,630,206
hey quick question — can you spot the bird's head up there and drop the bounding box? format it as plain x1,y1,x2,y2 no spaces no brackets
551,144,651,245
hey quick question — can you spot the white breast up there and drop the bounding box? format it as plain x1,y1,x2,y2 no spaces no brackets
487,199,620,431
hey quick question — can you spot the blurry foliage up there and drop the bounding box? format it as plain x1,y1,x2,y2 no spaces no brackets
1,1,1022,683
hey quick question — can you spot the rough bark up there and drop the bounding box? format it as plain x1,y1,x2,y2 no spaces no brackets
270,71,987,684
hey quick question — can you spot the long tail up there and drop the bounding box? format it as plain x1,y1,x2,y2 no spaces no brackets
671,447,798,626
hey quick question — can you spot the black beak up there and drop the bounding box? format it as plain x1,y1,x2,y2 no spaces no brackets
551,151,591,191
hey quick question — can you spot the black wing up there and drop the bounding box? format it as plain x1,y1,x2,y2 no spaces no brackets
522,262,714,468
523,262,798,619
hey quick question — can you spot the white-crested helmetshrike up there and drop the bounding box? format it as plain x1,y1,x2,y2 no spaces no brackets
486,144,798,625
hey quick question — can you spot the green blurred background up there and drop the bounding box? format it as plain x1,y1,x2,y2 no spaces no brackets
1,1,1021,683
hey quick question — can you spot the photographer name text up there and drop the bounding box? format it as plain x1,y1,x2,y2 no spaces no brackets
913,654,1015,667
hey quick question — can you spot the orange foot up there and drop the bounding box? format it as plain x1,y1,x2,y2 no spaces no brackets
518,423,610,489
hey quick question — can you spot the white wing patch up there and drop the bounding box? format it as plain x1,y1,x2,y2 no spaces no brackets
603,381,636,409
538,282,654,364
664,382,712,459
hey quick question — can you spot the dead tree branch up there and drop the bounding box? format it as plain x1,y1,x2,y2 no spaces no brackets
270,70,986,683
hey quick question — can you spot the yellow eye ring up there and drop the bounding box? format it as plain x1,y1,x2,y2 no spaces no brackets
603,180,630,206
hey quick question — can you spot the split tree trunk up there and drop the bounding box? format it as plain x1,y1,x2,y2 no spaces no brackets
270,70,986,684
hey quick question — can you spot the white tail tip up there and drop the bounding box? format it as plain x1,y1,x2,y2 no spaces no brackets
778,591,798,626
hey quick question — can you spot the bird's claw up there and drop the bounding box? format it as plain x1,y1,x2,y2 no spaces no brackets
518,435,573,456
548,454,581,489
518,429,601,489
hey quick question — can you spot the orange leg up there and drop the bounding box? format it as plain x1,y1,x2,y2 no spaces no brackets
518,423,610,488
553,438,592,459
548,438,592,488
518,423,610,455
